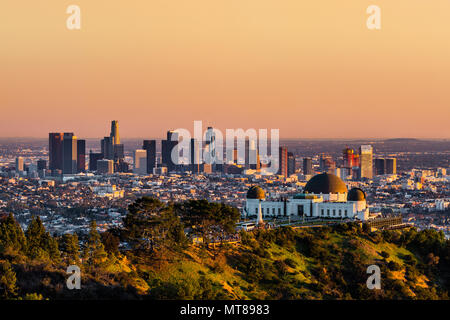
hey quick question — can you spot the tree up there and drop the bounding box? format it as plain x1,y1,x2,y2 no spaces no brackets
60,233,80,265
123,197,188,254
0,213,27,254
83,220,107,270
101,231,120,256
25,216,60,262
175,200,240,247
0,261,18,299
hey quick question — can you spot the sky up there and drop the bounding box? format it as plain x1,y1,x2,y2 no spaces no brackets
0,1,449,139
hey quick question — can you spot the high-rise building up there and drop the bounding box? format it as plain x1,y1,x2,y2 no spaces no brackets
110,120,120,145
143,140,156,174
77,139,86,173
320,154,335,174
303,157,313,175
97,159,114,175
133,149,147,175
101,136,113,160
374,158,386,175
277,147,288,177
49,133,64,171
37,159,47,171
287,152,296,176
359,145,373,179
62,133,77,174
247,139,260,170
15,157,24,172
89,151,103,171
190,138,200,174
385,158,397,174
100,121,124,166
162,130,179,172
343,147,355,168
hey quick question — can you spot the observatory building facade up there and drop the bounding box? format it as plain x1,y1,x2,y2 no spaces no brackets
244,173,370,221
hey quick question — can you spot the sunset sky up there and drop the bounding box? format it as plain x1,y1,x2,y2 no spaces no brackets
1,1,449,138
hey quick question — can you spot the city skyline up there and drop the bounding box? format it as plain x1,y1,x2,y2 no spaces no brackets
1,1,450,139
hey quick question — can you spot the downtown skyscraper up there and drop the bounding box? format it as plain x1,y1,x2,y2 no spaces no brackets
359,145,373,179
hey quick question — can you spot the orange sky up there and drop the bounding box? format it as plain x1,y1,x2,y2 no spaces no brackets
0,1,449,138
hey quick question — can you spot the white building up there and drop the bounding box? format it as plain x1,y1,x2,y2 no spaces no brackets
244,173,371,222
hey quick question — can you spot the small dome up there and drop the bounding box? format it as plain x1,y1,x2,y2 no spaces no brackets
247,186,265,199
304,173,348,194
347,188,366,201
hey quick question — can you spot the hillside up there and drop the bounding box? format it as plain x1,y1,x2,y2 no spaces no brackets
1,206,449,300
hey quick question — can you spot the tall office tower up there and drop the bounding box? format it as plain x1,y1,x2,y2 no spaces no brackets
37,160,47,171
287,152,296,176
303,157,313,175
162,130,179,172
353,154,360,168
343,147,355,168
190,138,200,174
77,139,86,173
89,151,103,171
359,145,373,179
246,139,260,170
114,144,124,162
110,120,120,145
97,159,114,174
49,133,64,170
15,157,24,172
385,158,397,174
133,149,147,175
143,140,156,174
320,154,335,174
101,136,113,160
62,133,77,174
277,146,288,177
374,158,386,175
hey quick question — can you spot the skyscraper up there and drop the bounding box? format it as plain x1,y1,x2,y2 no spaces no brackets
101,136,113,160
101,121,124,168
143,140,156,174
374,158,386,175
343,147,355,169
287,152,296,176
320,154,335,174
62,133,77,174
190,138,200,174
303,157,313,175
49,133,64,171
77,139,86,173
15,157,24,172
110,120,120,145
359,145,373,179
133,149,147,175
89,151,103,171
277,146,288,177
385,158,397,174
97,159,114,175
162,130,179,172
37,159,47,171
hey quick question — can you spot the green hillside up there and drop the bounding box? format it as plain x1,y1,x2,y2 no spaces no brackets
0,198,449,300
